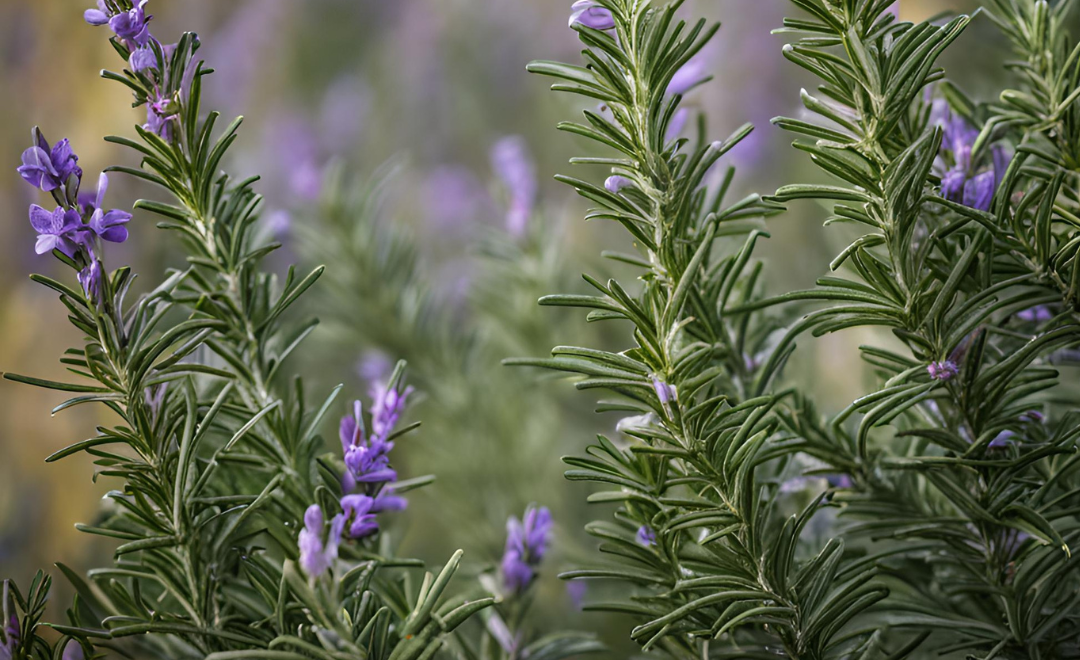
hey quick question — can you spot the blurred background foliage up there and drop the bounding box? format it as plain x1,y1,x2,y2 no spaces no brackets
0,0,1023,649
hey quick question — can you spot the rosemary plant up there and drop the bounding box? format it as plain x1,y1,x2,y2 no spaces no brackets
3,2,506,658
522,0,1079,658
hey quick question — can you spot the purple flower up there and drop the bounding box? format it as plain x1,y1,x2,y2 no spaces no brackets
18,132,81,192
1021,410,1045,424
109,0,152,46
827,474,854,489
490,136,538,237
569,1,615,30
61,641,85,660
298,504,344,578
84,1,111,26
29,205,82,257
340,494,379,539
928,360,959,382
85,173,131,244
652,377,676,404
129,45,157,72
933,103,1010,212
78,260,105,301
501,506,553,594
636,525,657,547
1017,306,1053,322
340,382,412,490
370,381,413,439
605,175,631,193
145,92,178,141
988,431,1015,449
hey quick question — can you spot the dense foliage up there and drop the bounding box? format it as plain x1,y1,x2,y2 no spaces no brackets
3,1,1080,660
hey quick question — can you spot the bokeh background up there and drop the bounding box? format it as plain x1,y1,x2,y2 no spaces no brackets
0,0,1006,648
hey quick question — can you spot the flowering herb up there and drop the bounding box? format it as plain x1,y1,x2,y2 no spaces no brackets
500,505,553,594
3,3,496,658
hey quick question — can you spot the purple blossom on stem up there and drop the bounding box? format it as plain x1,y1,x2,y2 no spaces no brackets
100,0,153,47
490,136,538,237
501,506,553,594
29,206,82,257
298,504,344,578
652,376,676,404
569,1,615,30
928,360,959,382
340,400,397,488
18,131,81,192
636,525,657,547
1021,410,1045,424
340,494,379,539
84,173,131,244
78,260,105,301
129,45,157,72
145,92,179,141
827,474,854,489
932,101,1010,212
605,175,631,193
988,431,1015,449
1017,306,1053,322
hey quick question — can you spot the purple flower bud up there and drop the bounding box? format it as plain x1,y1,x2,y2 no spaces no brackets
636,525,657,547
18,131,81,192
108,0,152,47
85,174,131,244
129,46,157,72
827,474,853,489
145,92,179,141
927,360,959,382
569,1,615,30
652,377,676,404
298,504,343,578
84,1,111,26
566,580,587,610
963,170,995,212
1021,410,1045,424
78,260,104,302
340,494,379,539
29,205,82,258
988,431,1015,449
1017,306,1054,323
605,175,631,193
501,506,553,594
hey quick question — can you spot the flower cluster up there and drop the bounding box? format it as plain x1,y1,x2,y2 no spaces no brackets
500,505,553,594
16,130,130,301
298,380,413,579
85,0,185,140
932,100,1010,211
